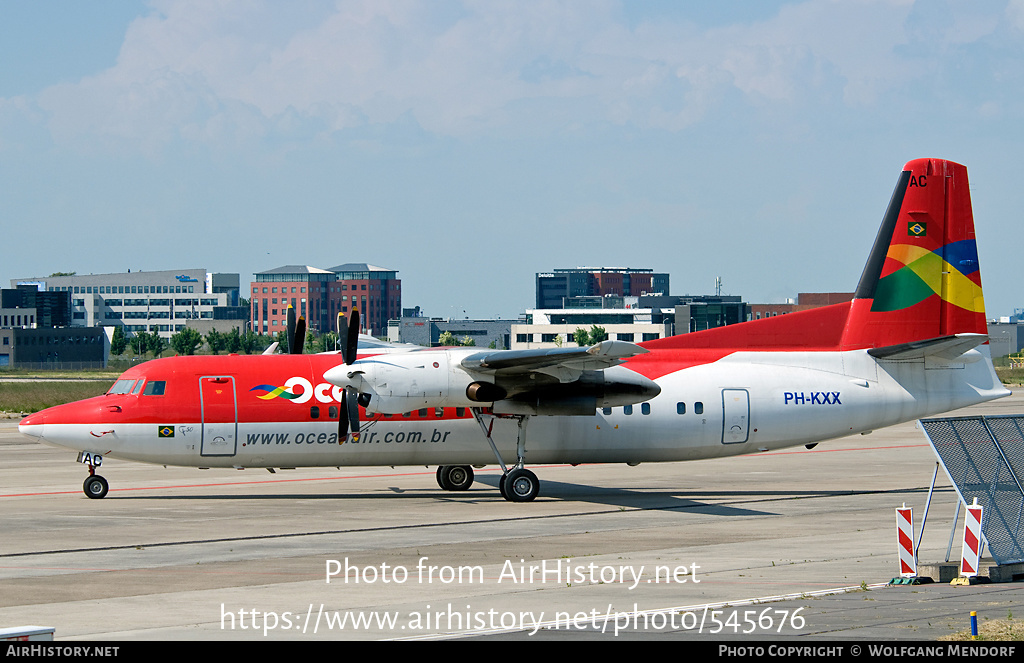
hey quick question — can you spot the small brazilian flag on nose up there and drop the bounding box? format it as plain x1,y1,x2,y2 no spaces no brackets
158,426,175,438
908,221,927,237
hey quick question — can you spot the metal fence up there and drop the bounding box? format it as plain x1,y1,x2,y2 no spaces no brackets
0,361,110,372
919,415,1024,565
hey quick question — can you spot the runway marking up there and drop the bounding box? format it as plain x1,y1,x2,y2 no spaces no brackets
0,483,946,559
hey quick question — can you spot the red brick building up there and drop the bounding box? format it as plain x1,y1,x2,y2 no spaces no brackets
749,292,854,321
251,264,400,337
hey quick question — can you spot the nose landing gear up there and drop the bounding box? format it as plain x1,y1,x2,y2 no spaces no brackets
77,452,108,499
83,473,109,499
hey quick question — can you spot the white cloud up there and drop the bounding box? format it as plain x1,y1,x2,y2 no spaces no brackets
9,0,1017,151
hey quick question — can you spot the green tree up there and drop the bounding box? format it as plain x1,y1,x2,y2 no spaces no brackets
147,333,167,358
318,331,338,353
225,328,242,354
239,330,260,354
573,327,589,346
110,326,128,356
206,329,226,354
129,331,149,357
170,328,203,355
574,325,608,346
438,331,476,347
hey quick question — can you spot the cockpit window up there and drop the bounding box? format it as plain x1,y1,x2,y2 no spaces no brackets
108,379,136,395
142,380,166,396
130,379,145,395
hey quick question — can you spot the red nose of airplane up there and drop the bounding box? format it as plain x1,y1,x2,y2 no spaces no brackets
19,410,45,439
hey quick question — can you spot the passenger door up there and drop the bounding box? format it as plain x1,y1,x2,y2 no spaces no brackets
200,376,237,457
721,388,750,444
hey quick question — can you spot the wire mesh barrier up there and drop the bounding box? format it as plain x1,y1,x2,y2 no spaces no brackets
919,415,1024,565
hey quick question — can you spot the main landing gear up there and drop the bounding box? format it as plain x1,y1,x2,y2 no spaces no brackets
436,411,540,502
436,464,475,491
471,408,540,503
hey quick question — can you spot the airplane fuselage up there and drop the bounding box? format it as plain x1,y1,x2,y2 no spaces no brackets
20,345,1008,470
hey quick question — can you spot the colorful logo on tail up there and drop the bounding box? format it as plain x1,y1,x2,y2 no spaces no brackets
871,240,984,313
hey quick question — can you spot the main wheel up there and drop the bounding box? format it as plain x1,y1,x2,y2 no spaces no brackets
503,468,539,502
437,465,474,491
83,475,108,499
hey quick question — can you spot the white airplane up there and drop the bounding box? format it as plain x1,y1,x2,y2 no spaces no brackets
19,158,1009,502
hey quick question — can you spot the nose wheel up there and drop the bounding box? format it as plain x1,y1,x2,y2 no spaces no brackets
83,474,108,499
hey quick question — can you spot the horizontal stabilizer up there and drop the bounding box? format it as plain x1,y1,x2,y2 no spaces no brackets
867,333,987,361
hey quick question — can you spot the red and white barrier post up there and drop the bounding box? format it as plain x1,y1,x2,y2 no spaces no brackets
959,498,983,577
896,505,917,577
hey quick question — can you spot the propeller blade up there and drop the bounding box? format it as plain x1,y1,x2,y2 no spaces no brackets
286,306,296,354
292,315,306,355
339,390,349,439
346,386,360,437
338,312,349,363
345,308,359,365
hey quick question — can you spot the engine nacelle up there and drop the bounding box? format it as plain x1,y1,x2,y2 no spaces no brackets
325,349,501,415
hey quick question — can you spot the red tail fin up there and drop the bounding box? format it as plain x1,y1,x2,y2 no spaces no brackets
640,158,986,357
841,158,987,350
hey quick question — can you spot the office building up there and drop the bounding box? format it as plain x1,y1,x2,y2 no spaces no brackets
251,263,401,337
536,268,670,309
11,270,241,339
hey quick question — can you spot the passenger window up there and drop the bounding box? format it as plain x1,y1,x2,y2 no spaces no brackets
456,407,465,418
602,407,612,415
142,381,166,396
695,402,704,415
310,406,320,419
329,406,338,419
624,405,633,415
434,407,444,418
641,403,650,415
676,402,686,415
418,409,428,418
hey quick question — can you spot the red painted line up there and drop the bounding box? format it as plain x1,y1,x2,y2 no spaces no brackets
741,443,930,457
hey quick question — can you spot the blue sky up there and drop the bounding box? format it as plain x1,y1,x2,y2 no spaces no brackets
2,0,1022,321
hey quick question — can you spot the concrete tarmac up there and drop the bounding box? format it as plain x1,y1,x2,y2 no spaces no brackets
1,394,1022,642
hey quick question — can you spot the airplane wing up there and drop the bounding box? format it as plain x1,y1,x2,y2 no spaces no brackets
462,340,649,383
